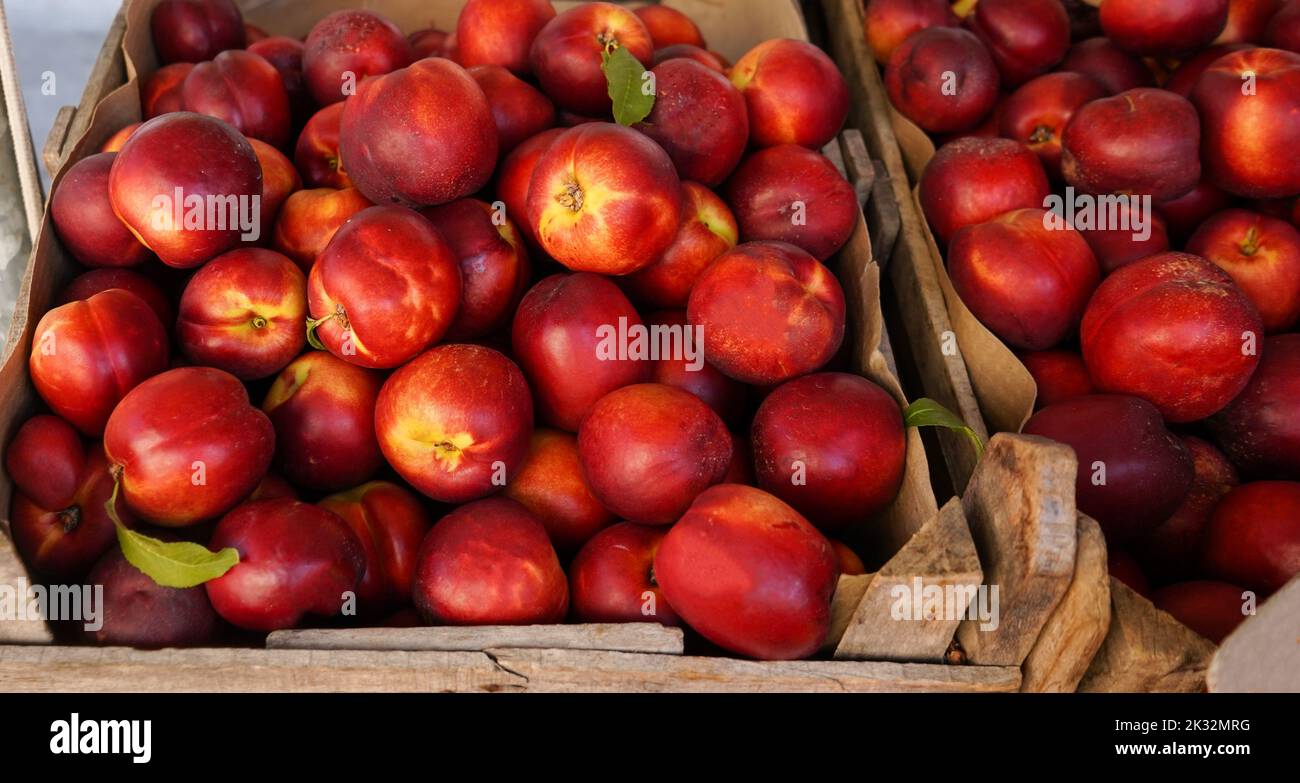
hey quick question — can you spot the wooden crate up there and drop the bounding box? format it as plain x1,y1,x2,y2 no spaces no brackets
815,0,1248,692
0,0,1120,692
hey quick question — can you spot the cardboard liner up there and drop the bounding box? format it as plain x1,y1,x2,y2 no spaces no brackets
890,110,1037,436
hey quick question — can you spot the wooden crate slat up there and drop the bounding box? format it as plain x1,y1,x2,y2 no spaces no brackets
835,498,980,662
266,623,684,655
1020,515,1111,693
955,434,1078,666
825,573,873,652
1208,577,1300,693
0,644,1021,693
0,534,52,644
0,644,525,693
482,648,1021,693
1077,579,1216,693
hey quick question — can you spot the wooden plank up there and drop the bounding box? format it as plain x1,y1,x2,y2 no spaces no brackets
1077,579,1217,693
1020,515,1111,693
0,644,1021,693
837,128,900,271
1208,576,1300,693
484,648,1021,693
825,573,873,651
0,533,52,644
956,434,1078,666
41,105,74,177
0,645,525,693
839,129,877,207
0,1,44,240
835,498,980,662
822,137,848,181
867,160,900,270
818,0,988,494
267,623,684,655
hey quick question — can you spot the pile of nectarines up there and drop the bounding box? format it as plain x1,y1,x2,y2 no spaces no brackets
869,0,1300,643
7,0,903,661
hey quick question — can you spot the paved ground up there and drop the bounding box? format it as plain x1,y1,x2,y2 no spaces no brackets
2,0,117,332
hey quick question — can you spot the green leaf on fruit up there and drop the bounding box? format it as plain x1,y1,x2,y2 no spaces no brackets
903,398,985,460
115,522,239,589
106,479,238,589
602,44,655,127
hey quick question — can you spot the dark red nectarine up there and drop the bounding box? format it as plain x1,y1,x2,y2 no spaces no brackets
413,497,568,625
752,372,906,531
578,383,732,525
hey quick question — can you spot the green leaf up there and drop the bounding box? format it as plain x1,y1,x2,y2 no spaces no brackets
903,398,985,460
115,523,239,589
602,45,655,126
105,481,238,588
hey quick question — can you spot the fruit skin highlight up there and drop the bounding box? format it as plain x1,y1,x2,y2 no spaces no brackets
752,373,907,532
104,367,274,527
30,289,169,436
730,38,849,149
947,208,1099,351
205,498,365,632
578,383,732,526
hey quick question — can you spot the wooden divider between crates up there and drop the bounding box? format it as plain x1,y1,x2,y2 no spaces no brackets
818,0,988,495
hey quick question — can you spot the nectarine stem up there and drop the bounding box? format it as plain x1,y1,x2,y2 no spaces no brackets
104,464,127,531
1240,227,1260,257
305,304,349,350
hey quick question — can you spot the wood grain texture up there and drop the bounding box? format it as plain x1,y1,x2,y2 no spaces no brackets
826,573,873,652
1020,515,1111,693
956,434,1077,666
1077,579,1217,693
0,645,524,693
835,498,980,662
0,644,1021,693
0,534,52,643
1208,576,1300,693
267,623,684,655
484,648,1020,693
